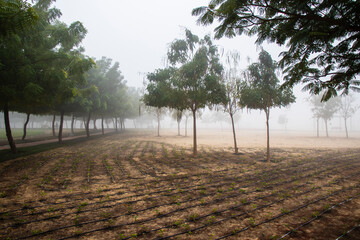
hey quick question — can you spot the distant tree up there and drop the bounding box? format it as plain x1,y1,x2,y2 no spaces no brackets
172,110,183,136
309,94,340,138
167,29,227,156
240,50,295,163
193,0,360,100
143,68,173,136
278,114,288,132
338,95,359,139
183,110,192,137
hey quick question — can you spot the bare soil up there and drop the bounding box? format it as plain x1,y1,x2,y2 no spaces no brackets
0,129,359,240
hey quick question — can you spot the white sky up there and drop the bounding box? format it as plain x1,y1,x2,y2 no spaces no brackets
54,0,360,133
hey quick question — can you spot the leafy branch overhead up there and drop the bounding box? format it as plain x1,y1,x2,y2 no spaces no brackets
193,0,360,100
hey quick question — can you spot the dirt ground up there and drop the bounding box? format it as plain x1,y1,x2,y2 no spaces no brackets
0,129,359,240
142,128,360,149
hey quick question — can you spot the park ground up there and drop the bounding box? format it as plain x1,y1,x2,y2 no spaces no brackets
0,129,359,239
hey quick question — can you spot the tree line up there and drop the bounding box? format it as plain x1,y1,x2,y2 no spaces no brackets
143,29,295,163
0,0,139,153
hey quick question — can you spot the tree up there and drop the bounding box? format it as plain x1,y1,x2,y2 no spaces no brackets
0,0,38,37
240,50,295,163
172,110,183,136
193,0,360,100
143,68,173,137
221,50,242,154
338,94,358,138
309,94,340,138
0,0,54,152
167,30,227,156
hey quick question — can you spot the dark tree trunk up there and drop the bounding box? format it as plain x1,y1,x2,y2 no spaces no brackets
4,103,17,153
115,118,118,132
192,109,197,156
230,112,238,154
86,112,91,137
93,118,97,130
101,115,104,135
52,114,56,137
265,107,270,163
22,112,31,140
71,114,75,135
58,110,64,144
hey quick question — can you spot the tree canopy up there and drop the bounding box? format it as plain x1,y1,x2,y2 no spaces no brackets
193,0,360,100
240,50,295,162
0,0,38,37
143,29,227,155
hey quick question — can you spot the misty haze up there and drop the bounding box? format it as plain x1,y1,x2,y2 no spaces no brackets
1,1,359,239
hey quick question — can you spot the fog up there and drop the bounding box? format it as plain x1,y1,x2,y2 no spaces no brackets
1,1,359,138
48,0,359,134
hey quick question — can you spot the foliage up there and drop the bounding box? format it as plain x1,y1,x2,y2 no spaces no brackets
240,50,295,162
0,0,38,37
193,0,360,100
240,50,295,111
143,29,227,155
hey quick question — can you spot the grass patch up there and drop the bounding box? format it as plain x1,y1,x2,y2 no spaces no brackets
0,131,119,163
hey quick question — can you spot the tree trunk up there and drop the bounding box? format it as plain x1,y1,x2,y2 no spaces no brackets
93,118,97,130
157,115,160,137
22,112,31,140
71,114,75,135
177,119,181,136
133,119,137,129
52,114,56,137
316,118,319,138
4,103,17,153
230,112,238,154
122,120,125,130
58,110,64,144
101,116,104,135
324,119,329,137
115,118,118,132
86,112,91,137
265,108,270,163
344,117,348,138
192,109,197,156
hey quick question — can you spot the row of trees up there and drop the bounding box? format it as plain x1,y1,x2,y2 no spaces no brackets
310,94,358,138
143,29,295,162
0,0,139,153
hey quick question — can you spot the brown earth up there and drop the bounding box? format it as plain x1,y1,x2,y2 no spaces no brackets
0,129,359,240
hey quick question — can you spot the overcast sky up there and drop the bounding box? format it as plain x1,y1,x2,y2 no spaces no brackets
54,0,360,133
55,0,285,88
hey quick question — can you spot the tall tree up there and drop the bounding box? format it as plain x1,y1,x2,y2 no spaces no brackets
193,0,360,100
240,50,295,163
167,30,227,156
